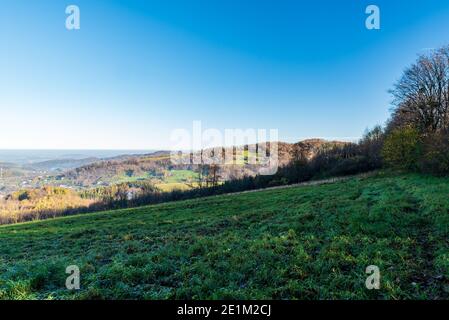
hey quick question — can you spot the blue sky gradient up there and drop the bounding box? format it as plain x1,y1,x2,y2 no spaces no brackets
1,0,449,149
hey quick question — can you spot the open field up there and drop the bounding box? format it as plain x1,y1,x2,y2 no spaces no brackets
0,172,448,299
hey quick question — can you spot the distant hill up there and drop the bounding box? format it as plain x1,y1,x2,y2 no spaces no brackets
0,140,349,196
269,138,348,166
26,157,100,171
54,139,348,186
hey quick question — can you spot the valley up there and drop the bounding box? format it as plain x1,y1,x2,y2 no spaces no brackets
0,139,344,197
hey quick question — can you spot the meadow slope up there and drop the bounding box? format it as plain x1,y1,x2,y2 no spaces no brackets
0,172,448,299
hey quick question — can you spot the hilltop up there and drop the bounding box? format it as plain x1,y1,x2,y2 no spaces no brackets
0,139,345,197
55,139,347,188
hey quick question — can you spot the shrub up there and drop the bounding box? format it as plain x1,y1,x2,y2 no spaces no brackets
382,127,422,171
327,156,372,177
419,130,449,175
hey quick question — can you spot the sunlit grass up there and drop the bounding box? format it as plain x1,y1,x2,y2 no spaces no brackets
0,172,448,300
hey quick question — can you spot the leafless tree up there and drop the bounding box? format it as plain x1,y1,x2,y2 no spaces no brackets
389,46,449,133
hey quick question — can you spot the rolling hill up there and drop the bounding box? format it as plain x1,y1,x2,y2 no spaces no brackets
0,172,448,300
0,139,346,199
55,139,347,187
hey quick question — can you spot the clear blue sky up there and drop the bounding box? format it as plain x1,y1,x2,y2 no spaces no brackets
1,0,449,149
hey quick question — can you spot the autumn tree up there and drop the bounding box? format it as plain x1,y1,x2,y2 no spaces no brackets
382,126,422,171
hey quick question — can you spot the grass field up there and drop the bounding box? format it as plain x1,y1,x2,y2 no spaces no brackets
0,172,448,300
155,170,198,192
155,182,194,192
109,169,198,192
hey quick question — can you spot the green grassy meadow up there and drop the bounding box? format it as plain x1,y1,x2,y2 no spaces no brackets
110,169,198,192
155,170,198,192
0,172,448,300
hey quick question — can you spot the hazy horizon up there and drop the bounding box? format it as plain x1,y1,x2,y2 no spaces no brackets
0,149,158,165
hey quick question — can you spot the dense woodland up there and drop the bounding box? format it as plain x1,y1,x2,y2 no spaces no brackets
1,45,449,225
